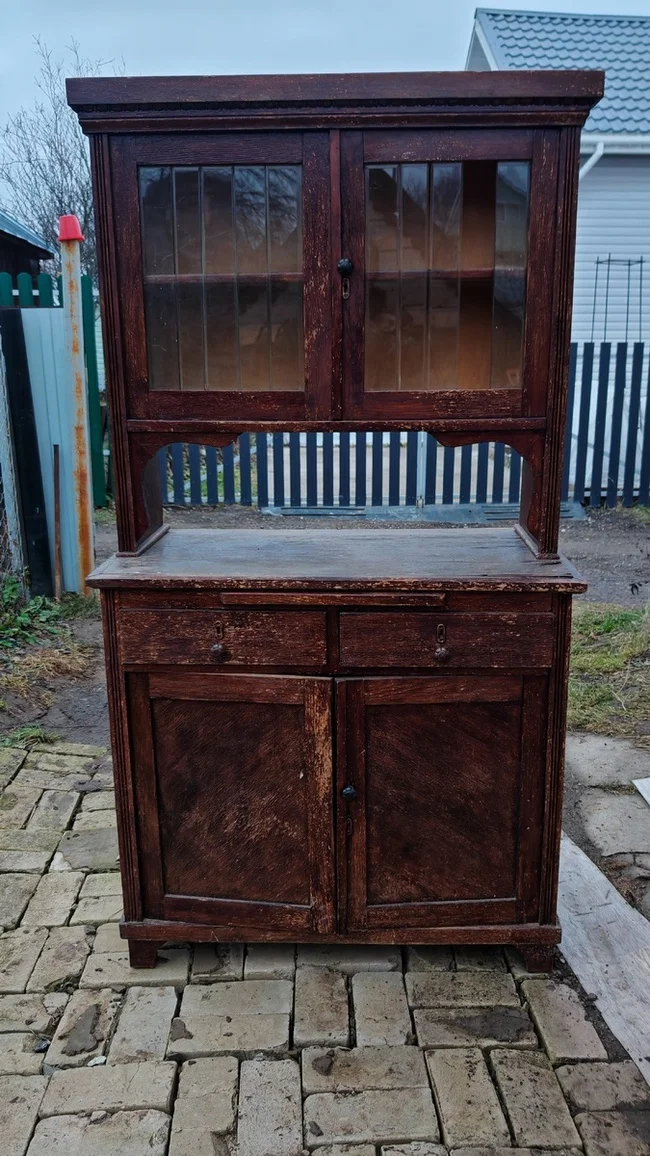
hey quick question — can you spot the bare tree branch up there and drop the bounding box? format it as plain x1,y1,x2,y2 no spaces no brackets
0,39,121,283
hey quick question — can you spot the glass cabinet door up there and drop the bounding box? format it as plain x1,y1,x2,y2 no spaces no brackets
140,164,304,393
113,133,331,421
341,131,536,420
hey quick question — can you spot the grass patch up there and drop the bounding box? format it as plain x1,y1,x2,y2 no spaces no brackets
94,504,116,526
0,576,61,648
568,601,650,739
0,578,95,714
624,503,650,525
0,725,58,749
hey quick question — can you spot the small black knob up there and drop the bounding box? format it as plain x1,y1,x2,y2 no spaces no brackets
341,785,357,801
337,257,354,276
434,646,451,663
210,642,228,663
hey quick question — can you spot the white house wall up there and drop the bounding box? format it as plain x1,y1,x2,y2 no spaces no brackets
573,155,650,343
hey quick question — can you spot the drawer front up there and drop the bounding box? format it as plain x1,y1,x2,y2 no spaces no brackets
339,612,555,669
118,610,327,666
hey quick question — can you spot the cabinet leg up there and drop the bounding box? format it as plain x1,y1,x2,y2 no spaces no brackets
519,944,555,974
128,940,158,969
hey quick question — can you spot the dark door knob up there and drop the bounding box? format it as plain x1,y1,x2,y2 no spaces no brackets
341,785,358,801
434,646,451,663
210,642,228,663
337,257,354,276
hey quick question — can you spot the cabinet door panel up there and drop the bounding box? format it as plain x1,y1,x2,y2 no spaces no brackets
338,675,546,930
340,128,554,422
112,132,332,422
129,672,334,932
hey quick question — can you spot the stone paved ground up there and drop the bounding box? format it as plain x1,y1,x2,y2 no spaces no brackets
1,742,650,1155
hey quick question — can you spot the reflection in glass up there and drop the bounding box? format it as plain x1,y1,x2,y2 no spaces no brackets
139,164,303,391
364,160,529,394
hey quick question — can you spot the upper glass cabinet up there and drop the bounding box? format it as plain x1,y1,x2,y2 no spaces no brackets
140,164,304,393
117,128,542,423
364,160,530,394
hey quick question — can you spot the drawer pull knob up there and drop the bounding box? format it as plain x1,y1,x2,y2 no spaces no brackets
341,785,358,801
210,642,228,663
434,646,451,663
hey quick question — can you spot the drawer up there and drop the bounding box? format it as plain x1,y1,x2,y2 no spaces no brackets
339,612,555,669
118,610,327,666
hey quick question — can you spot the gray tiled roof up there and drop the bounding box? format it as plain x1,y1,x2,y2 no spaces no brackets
0,209,54,256
474,8,650,133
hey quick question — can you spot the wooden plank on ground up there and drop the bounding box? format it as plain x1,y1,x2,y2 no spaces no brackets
633,777,650,808
558,834,650,1087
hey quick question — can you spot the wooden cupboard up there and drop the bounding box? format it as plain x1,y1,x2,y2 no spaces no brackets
68,70,603,969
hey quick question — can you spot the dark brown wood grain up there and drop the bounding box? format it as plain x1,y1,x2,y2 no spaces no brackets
117,608,327,666
88,528,586,592
129,672,335,930
79,70,598,965
67,71,604,138
339,611,555,669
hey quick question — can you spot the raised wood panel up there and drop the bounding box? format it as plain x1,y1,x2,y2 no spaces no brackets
338,673,549,933
130,672,335,932
365,695,521,904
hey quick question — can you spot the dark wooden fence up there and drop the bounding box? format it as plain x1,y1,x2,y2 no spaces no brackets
156,342,650,511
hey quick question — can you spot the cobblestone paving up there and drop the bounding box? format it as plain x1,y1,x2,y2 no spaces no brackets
1,741,650,1155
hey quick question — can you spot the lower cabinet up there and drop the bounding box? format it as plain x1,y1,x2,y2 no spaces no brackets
127,669,548,937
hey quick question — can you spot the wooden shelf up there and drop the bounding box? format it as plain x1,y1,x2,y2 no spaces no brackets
144,272,303,285
88,527,585,591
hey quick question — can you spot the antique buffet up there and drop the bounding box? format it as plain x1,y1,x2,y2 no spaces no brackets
67,70,603,969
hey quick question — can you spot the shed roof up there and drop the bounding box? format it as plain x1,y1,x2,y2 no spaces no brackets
470,8,650,134
0,209,55,258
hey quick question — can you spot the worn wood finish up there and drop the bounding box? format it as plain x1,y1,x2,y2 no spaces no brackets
73,71,601,966
87,528,585,591
339,611,555,669
343,678,523,924
118,608,327,666
130,672,335,931
67,71,604,136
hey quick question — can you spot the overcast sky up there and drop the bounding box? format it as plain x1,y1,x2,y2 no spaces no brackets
3,0,650,119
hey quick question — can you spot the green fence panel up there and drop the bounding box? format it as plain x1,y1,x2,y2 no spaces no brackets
0,272,13,306
81,275,107,507
16,272,34,306
37,273,55,307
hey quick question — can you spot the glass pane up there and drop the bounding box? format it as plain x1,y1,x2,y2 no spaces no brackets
234,167,268,277
140,163,303,392
270,281,304,389
401,165,428,273
363,159,529,394
140,168,174,275
268,167,301,273
430,164,462,390
365,280,399,391
491,163,530,389
174,168,201,274
177,282,205,390
144,283,178,389
367,166,398,272
238,283,270,391
206,282,238,389
203,168,234,275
